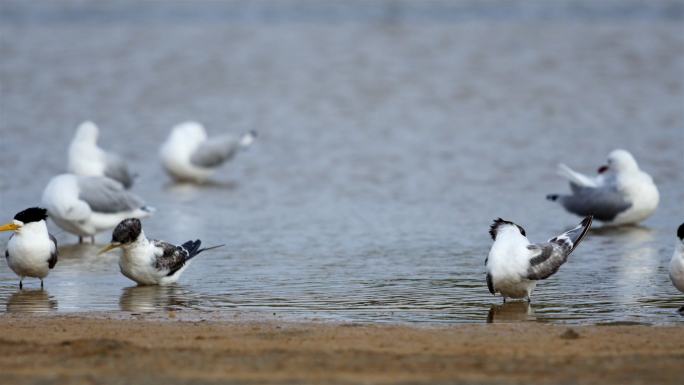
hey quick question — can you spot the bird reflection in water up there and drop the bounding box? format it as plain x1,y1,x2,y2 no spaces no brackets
487,301,535,323
6,289,58,313
119,285,191,313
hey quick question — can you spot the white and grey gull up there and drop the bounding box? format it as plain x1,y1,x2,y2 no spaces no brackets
159,121,257,183
669,223,684,313
0,207,58,289
41,174,153,243
547,149,659,226
99,218,224,286
485,216,593,302
68,121,136,188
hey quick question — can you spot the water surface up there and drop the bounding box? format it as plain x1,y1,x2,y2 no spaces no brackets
0,0,683,324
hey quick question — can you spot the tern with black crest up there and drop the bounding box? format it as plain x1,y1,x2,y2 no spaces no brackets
0,207,58,289
99,218,224,286
485,216,592,302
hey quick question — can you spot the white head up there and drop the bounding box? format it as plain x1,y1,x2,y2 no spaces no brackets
73,121,99,144
597,149,639,175
489,218,527,242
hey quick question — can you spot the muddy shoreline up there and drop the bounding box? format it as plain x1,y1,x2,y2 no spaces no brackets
0,315,682,384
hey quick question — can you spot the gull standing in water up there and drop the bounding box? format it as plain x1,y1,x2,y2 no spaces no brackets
0,207,58,289
485,216,592,302
99,218,224,285
42,174,153,243
669,223,684,313
547,149,659,226
68,121,136,188
159,121,257,183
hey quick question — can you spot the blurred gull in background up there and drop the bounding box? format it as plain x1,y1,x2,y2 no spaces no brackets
68,121,136,189
159,121,256,183
41,174,153,244
547,149,659,226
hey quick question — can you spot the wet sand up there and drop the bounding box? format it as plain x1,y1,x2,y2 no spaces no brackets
0,315,682,384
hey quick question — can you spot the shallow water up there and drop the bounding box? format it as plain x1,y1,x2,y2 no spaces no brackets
0,0,683,324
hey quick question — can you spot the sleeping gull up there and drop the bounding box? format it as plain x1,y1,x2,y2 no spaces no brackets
159,121,256,183
0,207,58,289
99,218,224,286
68,121,136,188
41,174,153,243
485,216,592,302
546,149,659,226
670,223,684,313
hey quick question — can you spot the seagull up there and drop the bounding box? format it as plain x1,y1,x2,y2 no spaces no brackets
485,216,592,302
41,174,153,243
670,223,684,313
99,218,224,286
159,121,257,183
0,207,58,289
68,121,136,188
547,149,659,226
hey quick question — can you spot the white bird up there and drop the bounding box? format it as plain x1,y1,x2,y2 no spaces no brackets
547,149,659,226
159,121,257,183
99,218,223,286
0,207,58,289
41,174,153,243
68,121,136,188
485,216,592,302
669,223,684,313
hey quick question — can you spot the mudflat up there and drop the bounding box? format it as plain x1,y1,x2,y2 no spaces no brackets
0,315,682,384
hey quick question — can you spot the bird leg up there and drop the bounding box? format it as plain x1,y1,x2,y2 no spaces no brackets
19,279,23,290
79,236,83,244
526,296,532,303
502,297,506,304
41,279,44,289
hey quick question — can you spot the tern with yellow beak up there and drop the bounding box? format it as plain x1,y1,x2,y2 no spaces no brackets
1,207,58,289
100,218,224,286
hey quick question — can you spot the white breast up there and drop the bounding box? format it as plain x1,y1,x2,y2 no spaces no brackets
6,222,52,278
670,243,684,293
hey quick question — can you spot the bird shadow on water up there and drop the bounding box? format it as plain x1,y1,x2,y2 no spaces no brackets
486,301,536,323
589,224,654,239
119,285,194,313
5,289,58,313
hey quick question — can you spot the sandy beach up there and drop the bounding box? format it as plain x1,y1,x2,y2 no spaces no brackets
0,315,682,384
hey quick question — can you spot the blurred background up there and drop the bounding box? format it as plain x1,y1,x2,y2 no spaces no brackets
0,0,682,323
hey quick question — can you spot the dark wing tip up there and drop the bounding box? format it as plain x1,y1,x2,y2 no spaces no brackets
546,194,559,202
570,216,593,252
677,223,684,240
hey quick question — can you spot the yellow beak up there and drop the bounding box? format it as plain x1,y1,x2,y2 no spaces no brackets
0,223,21,232
98,242,122,255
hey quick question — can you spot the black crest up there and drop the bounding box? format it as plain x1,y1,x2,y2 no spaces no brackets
112,218,142,244
489,218,526,240
14,207,48,224
678,223,684,241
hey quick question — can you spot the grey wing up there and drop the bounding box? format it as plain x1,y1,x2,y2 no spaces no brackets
48,233,58,269
526,216,592,280
526,243,569,280
189,135,240,168
104,153,134,189
78,176,145,213
560,185,631,221
152,240,189,277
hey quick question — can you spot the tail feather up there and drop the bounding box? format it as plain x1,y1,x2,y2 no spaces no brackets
556,163,598,188
181,240,224,261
